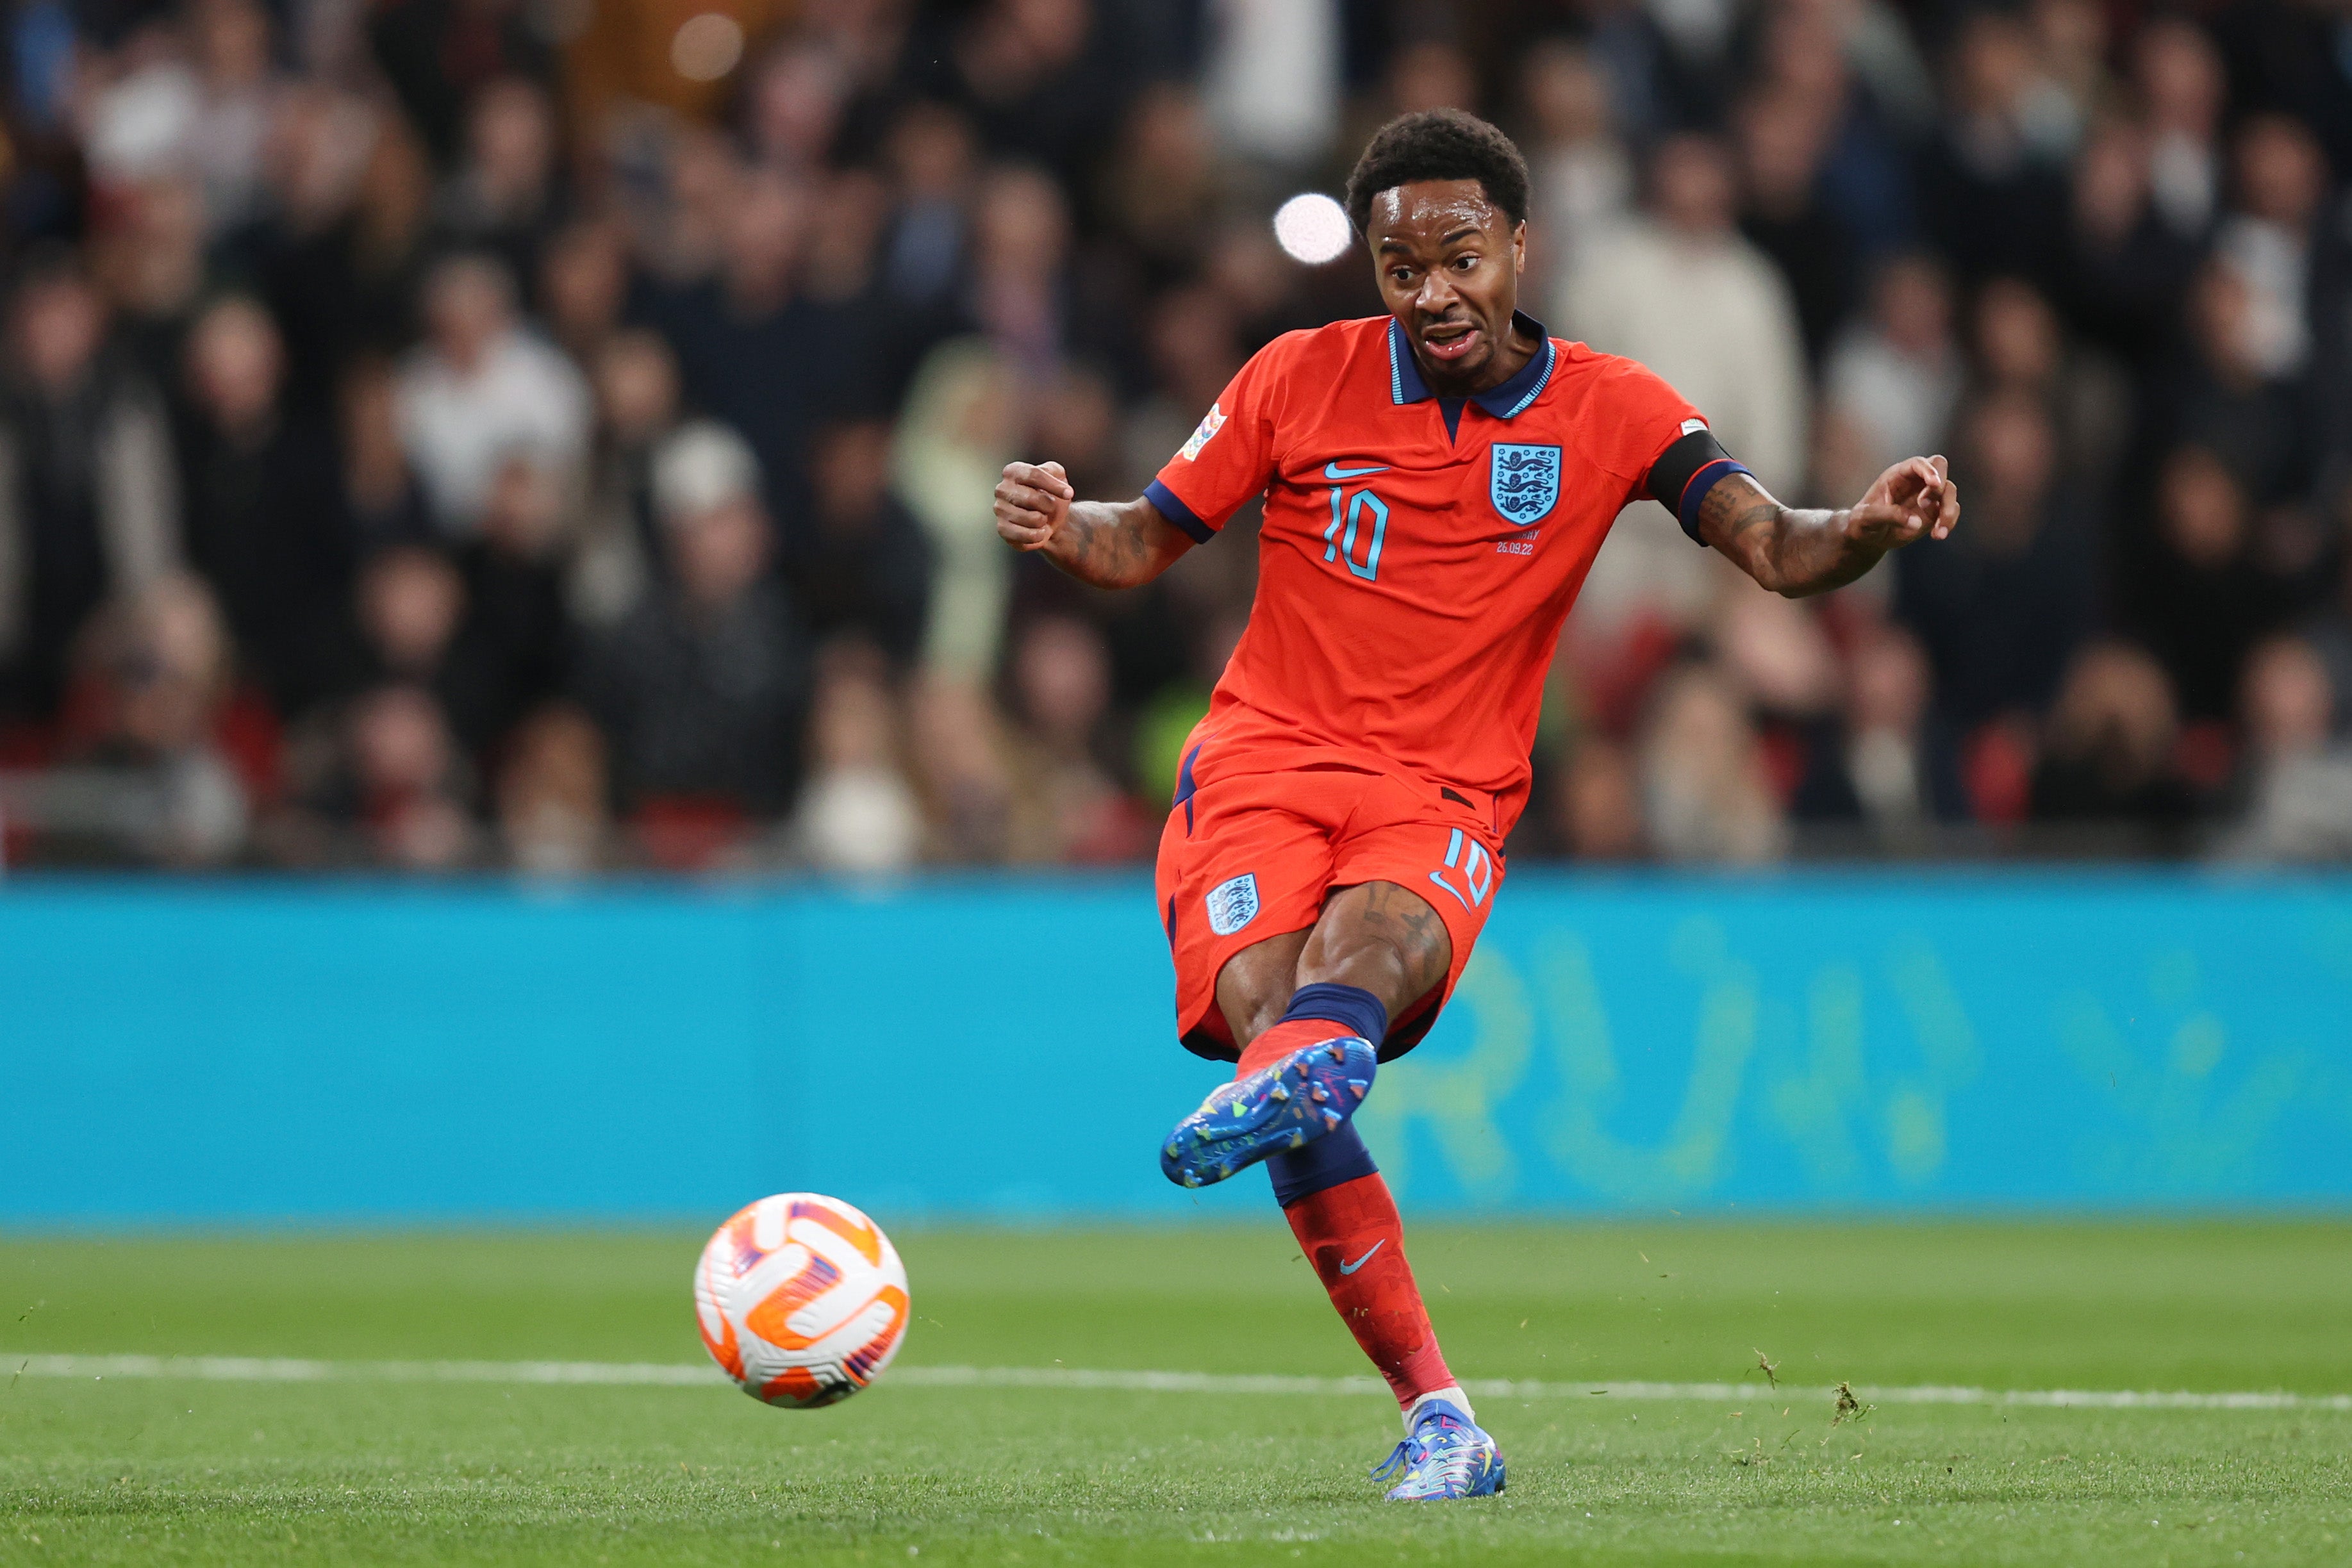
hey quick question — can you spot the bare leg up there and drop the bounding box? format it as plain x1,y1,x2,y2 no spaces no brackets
1216,927,1311,1050
1216,880,1452,1052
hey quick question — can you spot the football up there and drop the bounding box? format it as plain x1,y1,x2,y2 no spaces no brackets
693,1193,910,1408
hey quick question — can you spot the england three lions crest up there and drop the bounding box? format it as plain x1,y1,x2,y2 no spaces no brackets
1490,443,1561,527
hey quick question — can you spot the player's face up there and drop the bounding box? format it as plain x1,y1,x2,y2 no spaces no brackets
1368,179,1528,394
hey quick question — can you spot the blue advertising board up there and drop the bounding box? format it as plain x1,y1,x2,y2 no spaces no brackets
1,873,2347,1221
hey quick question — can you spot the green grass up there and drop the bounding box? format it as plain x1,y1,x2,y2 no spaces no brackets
2,1221,2348,1565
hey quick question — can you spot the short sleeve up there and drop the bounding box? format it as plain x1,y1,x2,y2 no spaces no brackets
1600,359,1707,512
1145,338,1289,543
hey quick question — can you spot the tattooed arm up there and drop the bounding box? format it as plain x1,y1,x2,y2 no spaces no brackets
993,460,1195,590
1698,456,1960,598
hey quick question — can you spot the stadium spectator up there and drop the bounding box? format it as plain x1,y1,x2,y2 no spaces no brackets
745,37,853,177
796,421,934,669
437,77,567,307
1560,133,1808,493
578,422,809,858
1791,621,1971,838
497,701,611,876
0,255,180,724
1894,392,2095,730
539,218,631,365
1637,660,1789,864
1827,254,1962,479
258,117,439,408
795,639,923,875
2214,114,2328,383
174,295,350,716
285,681,480,870
644,169,870,543
1550,735,1646,862
2135,18,2227,245
943,0,1129,189
1202,0,1339,170
1918,8,2070,286
1522,41,1633,277
95,177,210,395
394,254,590,536
1562,133,1807,655
451,452,574,759
2030,640,2196,843
967,164,1079,380
56,572,249,865
367,0,554,169
569,330,683,631
339,357,434,552
1004,613,1149,863
2128,445,2310,724
1733,85,1851,367
892,339,1022,681
1102,85,1227,285
880,103,980,313
907,670,1016,864
1967,276,2130,490
349,545,502,761
2218,634,2352,861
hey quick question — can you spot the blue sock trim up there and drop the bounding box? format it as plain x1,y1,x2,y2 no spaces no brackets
1281,982,1388,1046
1268,1120,1378,1207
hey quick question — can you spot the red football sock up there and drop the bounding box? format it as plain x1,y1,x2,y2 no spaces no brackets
1282,1172,1455,1412
1235,1015,1354,1080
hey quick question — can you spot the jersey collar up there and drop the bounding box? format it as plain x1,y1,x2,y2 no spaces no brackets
1386,311,1557,419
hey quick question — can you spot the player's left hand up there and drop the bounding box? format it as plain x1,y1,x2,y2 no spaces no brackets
1846,455,1959,551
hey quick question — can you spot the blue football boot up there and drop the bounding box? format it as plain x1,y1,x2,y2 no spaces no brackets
1371,1399,1506,1501
1157,1035,1376,1189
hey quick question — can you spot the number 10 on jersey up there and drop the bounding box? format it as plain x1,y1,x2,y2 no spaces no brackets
1323,482,1391,583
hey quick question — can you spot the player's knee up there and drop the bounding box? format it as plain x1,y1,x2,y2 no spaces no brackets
1226,987,1291,1047
1216,949,1301,1048
1296,929,1442,1015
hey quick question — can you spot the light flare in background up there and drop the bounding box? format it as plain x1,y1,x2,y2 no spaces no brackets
671,13,746,82
1273,193,1352,265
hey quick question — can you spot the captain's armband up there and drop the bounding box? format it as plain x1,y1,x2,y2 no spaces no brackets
1644,427,1752,545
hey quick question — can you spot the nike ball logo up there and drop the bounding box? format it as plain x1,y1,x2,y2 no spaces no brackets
1323,462,1391,479
1339,1239,1386,1275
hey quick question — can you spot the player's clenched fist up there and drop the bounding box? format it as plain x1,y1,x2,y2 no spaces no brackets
995,461,1075,550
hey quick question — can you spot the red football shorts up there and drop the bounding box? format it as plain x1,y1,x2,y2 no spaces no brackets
1155,757,1505,1062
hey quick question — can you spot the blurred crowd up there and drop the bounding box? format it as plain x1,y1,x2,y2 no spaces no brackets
4,0,2352,872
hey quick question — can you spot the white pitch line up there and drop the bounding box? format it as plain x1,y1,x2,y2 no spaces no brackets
8,1355,2348,1413
8,1354,723,1386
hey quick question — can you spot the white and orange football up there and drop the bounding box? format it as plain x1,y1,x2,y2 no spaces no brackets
693,1193,909,1408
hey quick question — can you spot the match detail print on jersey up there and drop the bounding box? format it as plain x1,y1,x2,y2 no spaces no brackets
1205,873,1261,936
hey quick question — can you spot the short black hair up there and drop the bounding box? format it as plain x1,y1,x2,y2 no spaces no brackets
1345,109,1532,239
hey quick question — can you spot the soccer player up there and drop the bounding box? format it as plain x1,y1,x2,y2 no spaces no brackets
993,110,1959,1500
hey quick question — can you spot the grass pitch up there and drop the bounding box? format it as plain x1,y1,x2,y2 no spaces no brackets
2,1221,2348,1565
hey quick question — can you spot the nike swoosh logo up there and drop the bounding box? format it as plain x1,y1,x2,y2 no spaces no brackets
1339,1239,1387,1275
1323,462,1391,479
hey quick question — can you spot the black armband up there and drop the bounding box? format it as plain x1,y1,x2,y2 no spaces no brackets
1643,428,1752,545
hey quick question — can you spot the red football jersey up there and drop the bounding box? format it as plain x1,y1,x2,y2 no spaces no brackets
1146,311,1703,836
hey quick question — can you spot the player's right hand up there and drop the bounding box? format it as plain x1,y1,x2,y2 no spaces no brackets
995,461,1073,551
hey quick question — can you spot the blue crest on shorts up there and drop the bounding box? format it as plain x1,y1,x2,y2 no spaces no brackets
1490,443,1560,527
